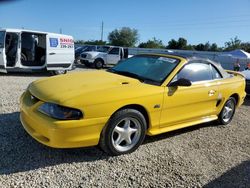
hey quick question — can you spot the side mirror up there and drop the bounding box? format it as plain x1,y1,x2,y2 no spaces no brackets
168,78,192,87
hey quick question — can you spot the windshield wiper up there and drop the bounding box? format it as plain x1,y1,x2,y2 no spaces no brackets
108,69,161,85
108,69,145,82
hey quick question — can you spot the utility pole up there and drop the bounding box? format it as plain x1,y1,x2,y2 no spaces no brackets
101,21,104,41
60,28,62,34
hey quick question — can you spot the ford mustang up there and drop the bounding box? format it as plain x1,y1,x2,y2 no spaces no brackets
20,54,246,155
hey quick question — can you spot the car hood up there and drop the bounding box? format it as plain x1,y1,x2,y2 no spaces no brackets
28,71,160,107
82,51,106,57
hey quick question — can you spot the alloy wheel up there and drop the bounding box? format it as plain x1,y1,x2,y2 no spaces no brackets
111,117,141,152
222,99,235,123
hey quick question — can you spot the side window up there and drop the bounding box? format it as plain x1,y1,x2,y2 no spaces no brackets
211,64,222,79
109,47,120,55
176,62,213,82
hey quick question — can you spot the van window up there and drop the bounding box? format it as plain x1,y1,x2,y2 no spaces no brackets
0,31,5,48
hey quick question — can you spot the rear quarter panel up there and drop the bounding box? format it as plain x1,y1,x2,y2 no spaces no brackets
218,72,246,111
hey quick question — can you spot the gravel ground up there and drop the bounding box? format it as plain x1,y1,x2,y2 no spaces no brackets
0,67,249,188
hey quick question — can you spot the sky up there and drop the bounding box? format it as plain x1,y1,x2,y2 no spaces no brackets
0,0,250,46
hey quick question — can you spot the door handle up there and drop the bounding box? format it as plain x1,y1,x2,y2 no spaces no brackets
49,52,56,55
208,90,216,96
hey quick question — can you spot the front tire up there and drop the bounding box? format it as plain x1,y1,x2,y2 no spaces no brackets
51,70,67,75
99,109,147,156
218,97,236,125
94,59,103,69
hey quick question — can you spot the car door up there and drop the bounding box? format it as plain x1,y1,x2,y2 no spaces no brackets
106,47,121,65
0,31,7,72
160,60,220,127
46,34,74,70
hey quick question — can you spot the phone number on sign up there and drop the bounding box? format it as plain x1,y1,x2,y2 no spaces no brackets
60,44,74,48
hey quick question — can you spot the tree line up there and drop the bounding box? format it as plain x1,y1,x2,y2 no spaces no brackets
75,27,250,52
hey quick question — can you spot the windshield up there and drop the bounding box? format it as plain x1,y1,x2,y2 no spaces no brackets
75,46,86,53
97,46,110,53
84,46,96,51
0,31,5,48
108,55,180,85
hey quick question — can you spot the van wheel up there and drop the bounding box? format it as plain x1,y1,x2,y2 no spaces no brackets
218,97,236,125
99,109,147,156
51,70,67,75
94,59,103,69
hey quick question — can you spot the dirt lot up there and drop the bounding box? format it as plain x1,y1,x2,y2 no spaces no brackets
0,68,249,188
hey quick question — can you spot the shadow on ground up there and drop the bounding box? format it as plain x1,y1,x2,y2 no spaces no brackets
0,71,51,77
0,112,110,175
0,111,217,175
204,160,250,188
243,95,250,106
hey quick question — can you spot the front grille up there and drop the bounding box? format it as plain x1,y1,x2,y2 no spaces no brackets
81,54,87,58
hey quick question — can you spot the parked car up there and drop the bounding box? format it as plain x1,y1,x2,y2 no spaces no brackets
0,28,74,75
74,45,98,62
20,53,246,155
80,46,130,69
241,69,250,94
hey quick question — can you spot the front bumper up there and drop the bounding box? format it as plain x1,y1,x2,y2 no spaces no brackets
80,60,94,67
20,91,108,148
80,57,95,63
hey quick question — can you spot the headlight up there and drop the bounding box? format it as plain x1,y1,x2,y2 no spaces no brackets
87,54,93,59
38,103,83,120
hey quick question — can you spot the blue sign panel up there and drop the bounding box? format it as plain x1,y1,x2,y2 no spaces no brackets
49,38,58,47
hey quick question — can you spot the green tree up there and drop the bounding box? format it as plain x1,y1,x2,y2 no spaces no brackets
138,37,165,48
167,37,188,49
177,38,188,49
84,40,107,45
240,42,250,53
108,27,139,47
193,42,221,51
183,45,195,50
74,40,107,45
74,40,85,45
224,36,241,51
195,42,211,51
167,39,178,49
210,43,220,51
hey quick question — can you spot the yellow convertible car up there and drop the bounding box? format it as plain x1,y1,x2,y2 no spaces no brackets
20,54,246,155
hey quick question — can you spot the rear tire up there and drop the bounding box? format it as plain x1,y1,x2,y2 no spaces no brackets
99,109,147,156
218,97,236,125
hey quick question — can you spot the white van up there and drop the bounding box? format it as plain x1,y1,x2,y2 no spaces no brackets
0,28,74,75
